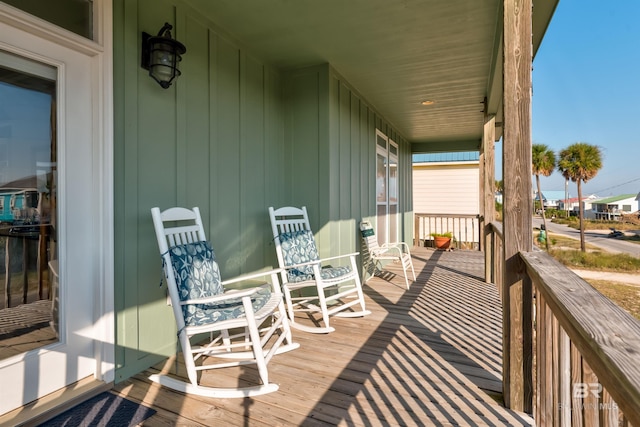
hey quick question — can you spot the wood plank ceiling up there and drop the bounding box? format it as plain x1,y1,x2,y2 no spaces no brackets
183,0,557,152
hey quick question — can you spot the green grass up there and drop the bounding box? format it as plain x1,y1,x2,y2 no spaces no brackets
537,231,640,271
552,217,640,231
587,280,640,320
548,248,640,272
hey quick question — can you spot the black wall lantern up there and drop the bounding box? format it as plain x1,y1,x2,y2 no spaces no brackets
141,23,186,89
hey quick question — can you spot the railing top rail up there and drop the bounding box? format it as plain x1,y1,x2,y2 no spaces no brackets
488,221,503,239
414,213,480,219
520,250,640,424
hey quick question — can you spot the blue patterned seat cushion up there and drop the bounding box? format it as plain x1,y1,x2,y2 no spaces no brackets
168,241,271,327
279,230,352,283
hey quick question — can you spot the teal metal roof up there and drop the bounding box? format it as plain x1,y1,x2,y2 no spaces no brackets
413,152,479,163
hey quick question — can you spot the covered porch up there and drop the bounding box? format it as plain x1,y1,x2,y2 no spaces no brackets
112,248,533,426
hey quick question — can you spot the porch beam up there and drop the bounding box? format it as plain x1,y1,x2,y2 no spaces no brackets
481,115,496,282
502,0,533,413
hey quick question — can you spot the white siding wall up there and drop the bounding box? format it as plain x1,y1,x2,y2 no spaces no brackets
413,162,480,215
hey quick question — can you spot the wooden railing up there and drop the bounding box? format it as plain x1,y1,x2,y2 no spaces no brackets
485,222,640,426
414,213,480,250
486,221,503,295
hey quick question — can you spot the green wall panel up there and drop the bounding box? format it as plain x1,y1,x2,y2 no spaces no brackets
114,0,412,383
113,0,286,382
283,65,413,274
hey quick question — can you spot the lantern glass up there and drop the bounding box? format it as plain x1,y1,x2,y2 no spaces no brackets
141,23,186,89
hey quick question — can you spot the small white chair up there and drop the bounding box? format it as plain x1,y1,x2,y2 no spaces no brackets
359,220,416,290
151,206,299,398
269,206,370,334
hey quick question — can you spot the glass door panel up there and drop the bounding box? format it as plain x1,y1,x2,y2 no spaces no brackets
376,152,387,244
0,52,58,359
388,142,398,243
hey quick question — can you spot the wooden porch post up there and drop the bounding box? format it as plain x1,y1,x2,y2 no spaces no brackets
502,0,533,412
481,116,495,283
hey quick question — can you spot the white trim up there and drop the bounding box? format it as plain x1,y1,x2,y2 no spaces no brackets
94,0,115,384
0,0,115,404
0,2,103,57
0,49,56,79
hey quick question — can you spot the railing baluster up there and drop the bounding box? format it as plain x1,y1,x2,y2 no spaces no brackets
537,292,546,425
544,302,554,424
559,328,571,426
582,359,599,425
571,341,584,426
551,315,560,427
600,389,619,426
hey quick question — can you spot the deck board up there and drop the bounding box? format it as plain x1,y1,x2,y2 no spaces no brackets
113,247,534,426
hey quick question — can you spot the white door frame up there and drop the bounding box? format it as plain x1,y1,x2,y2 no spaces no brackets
375,129,400,245
0,1,113,415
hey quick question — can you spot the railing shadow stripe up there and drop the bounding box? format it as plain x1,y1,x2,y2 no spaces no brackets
302,248,533,426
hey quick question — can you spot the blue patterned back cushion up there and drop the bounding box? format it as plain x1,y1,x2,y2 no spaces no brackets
168,241,272,327
169,240,222,302
279,230,320,280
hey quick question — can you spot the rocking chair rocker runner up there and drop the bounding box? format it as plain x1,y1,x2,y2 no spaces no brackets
359,220,416,290
151,206,299,398
269,206,370,334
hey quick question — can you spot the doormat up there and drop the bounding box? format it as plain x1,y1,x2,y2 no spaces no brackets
39,392,156,427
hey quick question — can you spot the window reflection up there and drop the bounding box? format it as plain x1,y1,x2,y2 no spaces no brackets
2,0,93,39
0,53,58,359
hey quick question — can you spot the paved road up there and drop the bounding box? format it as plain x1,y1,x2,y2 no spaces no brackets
532,216,640,259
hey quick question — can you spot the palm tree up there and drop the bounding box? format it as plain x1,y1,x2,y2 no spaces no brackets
532,144,556,250
557,143,603,252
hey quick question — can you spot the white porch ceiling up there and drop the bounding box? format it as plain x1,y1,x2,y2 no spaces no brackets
184,0,557,151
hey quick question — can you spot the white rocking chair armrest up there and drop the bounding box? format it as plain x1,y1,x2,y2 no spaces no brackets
220,268,283,286
284,259,322,270
179,287,260,306
380,241,410,252
284,252,359,271
317,252,359,263
375,245,404,257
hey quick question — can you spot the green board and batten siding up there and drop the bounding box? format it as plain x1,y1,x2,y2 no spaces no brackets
113,0,413,382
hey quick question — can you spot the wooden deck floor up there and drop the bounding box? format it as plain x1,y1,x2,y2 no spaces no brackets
113,248,534,426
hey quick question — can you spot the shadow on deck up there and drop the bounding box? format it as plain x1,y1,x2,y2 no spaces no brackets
115,247,533,426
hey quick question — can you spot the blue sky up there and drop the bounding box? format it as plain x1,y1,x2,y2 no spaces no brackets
499,0,640,198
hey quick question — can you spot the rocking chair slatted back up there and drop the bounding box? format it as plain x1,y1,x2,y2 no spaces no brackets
270,206,310,234
360,221,383,256
153,207,206,250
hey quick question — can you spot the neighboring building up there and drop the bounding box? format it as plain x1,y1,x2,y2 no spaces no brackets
558,195,599,215
412,152,480,215
591,194,640,220
0,188,38,223
533,190,567,210
533,190,567,209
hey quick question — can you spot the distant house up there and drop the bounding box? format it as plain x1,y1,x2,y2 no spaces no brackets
591,193,639,220
533,190,567,210
412,152,479,215
558,194,598,214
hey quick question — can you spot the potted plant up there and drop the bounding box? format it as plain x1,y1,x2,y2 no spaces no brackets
430,232,453,250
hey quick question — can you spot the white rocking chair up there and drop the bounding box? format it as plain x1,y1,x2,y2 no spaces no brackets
151,206,299,398
268,206,370,334
359,220,416,290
